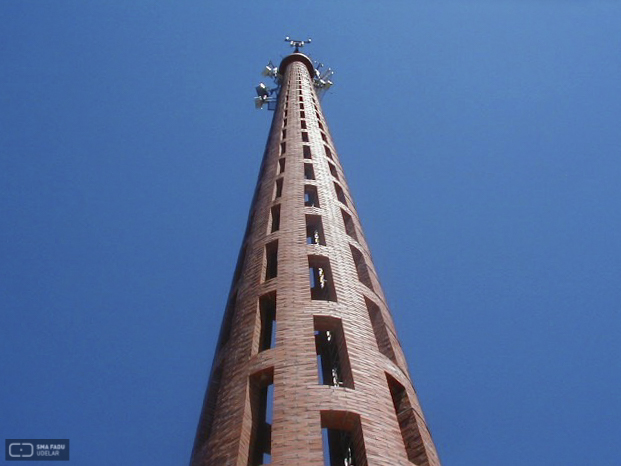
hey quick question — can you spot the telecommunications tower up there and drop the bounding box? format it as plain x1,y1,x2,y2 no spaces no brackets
191,39,442,466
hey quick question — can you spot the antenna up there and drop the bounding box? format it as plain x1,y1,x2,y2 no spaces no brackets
254,38,335,110
284,36,312,53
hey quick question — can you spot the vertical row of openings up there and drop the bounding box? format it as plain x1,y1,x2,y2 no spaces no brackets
324,145,333,159
321,411,367,466
264,240,278,281
334,183,347,205
309,256,337,301
365,297,397,364
350,245,374,290
305,215,326,245
303,145,312,159
258,292,277,352
278,158,285,174
274,179,283,199
304,163,315,180
304,185,319,207
302,132,309,142
314,316,353,388
386,374,429,465
341,210,358,241
269,205,280,233
248,368,274,466
328,161,338,179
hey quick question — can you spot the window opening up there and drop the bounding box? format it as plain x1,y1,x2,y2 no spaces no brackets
270,205,281,233
301,120,307,129
321,411,366,466
334,183,347,205
280,142,286,155
324,145,333,159
282,129,286,139
300,111,306,119
258,292,277,352
248,368,274,466
303,145,312,159
302,132,309,142
350,245,374,290
306,215,326,245
274,179,283,199
278,158,285,174
300,103,305,109
308,256,336,301
304,185,319,207
386,374,429,465
328,161,339,180
304,163,315,180
366,298,397,363
283,118,287,127
341,210,358,241
318,121,324,131
321,132,328,142
314,316,353,388
264,241,278,280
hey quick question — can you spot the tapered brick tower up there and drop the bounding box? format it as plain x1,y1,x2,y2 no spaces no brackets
191,43,441,466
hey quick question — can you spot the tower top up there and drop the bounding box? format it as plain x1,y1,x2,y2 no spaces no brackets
284,36,311,52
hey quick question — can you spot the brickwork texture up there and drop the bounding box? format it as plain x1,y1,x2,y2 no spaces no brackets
190,53,442,466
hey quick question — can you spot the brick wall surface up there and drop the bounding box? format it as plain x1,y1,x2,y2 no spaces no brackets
191,54,442,466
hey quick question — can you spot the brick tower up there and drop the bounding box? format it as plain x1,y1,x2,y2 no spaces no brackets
191,42,442,466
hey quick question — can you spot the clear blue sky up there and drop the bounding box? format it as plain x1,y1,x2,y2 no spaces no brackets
2,1,620,465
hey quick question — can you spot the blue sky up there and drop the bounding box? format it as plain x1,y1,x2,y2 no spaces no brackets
2,1,620,465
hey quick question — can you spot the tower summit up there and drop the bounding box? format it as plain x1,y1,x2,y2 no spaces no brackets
191,41,442,466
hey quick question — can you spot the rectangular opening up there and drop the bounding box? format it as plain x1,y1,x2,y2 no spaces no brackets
350,245,374,290
278,158,285,174
300,111,306,119
341,209,358,241
301,120,307,129
321,411,366,466
258,292,277,352
318,121,324,131
280,142,286,155
328,161,339,180
304,163,315,180
334,183,347,205
321,132,327,142
308,256,336,301
304,185,319,208
365,297,397,363
386,374,429,465
324,145,333,160
283,118,287,127
274,178,283,199
264,241,278,281
306,215,326,245
300,103,305,110
248,368,274,466
269,205,280,233
303,145,312,159
302,132,309,142
314,316,353,388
